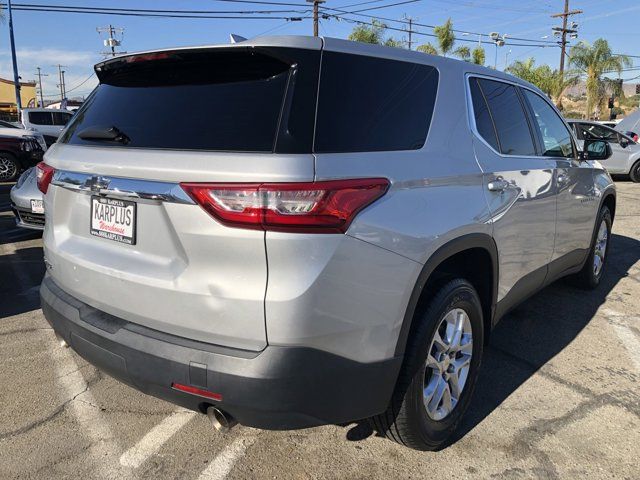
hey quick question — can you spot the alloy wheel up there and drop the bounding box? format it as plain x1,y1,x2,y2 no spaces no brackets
0,156,17,181
593,219,608,277
423,308,473,421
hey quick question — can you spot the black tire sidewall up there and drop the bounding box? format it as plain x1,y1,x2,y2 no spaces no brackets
405,281,484,446
631,161,640,183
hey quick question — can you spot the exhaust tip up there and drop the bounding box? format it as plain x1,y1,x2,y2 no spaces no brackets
54,332,69,348
206,406,237,432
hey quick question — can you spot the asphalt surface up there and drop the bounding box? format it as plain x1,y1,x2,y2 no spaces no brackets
1,180,639,480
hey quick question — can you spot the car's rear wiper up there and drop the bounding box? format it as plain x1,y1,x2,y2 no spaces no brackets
77,125,130,145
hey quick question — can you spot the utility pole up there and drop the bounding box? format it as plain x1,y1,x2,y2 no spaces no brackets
7,0,22,112
97,25,125,57
61,70,67,100
551,0,582,78
307,0,325,37
34,67,48,107
404,15,415,50
54,64,67,102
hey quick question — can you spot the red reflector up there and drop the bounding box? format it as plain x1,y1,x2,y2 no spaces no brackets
171,383,222,401
180,178,390,233
36,161,55,194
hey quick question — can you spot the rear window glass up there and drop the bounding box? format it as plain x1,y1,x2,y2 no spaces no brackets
60,48,319,153
315,52,438,153
28,112,53,126
476,78,536,156
52,112,73,126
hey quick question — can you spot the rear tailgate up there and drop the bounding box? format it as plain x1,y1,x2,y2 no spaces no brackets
42,40,321,351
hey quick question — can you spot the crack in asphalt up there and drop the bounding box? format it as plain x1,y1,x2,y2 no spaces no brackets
0,326,53,337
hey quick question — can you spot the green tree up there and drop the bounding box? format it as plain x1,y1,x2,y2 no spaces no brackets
569,39,632,119
417,43,438,55
471,46,485,65
348,20,400,47
506,58,579,109
433,18,455,57
453,46,471,62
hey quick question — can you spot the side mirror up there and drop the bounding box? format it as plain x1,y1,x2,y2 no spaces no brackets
620,139,629,148
581,139,612,161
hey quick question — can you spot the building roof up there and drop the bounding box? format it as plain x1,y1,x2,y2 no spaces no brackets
0,76,36,87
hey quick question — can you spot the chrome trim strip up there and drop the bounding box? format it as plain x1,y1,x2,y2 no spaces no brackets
51,170,195,204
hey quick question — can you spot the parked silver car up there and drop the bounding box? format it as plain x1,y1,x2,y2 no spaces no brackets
39,36,616,450
10,167,45,230
568,119,640,181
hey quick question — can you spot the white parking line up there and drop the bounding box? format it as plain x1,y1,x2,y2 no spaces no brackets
119,410,196,468
197,434,257,480
52,344,133,479
602,308,640,372
613,324,640,372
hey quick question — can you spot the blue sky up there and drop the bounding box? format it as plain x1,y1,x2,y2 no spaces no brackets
1,0,639,100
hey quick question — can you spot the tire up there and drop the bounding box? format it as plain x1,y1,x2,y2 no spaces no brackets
630,161,640,183
370,279,484,451
574,206,612,289
0,152,19,182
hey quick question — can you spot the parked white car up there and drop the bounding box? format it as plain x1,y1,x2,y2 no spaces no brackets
0,119,47,150
21,108,74,147
568,120,640,181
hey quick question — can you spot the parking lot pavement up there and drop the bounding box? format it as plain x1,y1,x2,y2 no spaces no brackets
1,180,639,480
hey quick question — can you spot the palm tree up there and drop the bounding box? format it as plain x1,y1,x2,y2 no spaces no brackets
434,18,455,57
472,46,485,66
416,43,438,55
453,46,471,62
569,39,632,119
348,20,400,47
506,58,578,109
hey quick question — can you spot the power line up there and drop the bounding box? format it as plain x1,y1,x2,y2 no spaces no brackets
1,4,309,19
551,0,582,78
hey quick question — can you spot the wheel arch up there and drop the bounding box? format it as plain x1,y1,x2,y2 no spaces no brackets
393,233,498,357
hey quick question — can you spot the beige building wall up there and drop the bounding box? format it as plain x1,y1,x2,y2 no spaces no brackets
0,77,38,114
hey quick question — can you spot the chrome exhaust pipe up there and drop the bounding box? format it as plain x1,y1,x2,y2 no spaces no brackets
55,332,69,348
206,406,237,432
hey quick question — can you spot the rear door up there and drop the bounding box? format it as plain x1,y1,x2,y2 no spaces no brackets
468,76,557,309
43,42,321,351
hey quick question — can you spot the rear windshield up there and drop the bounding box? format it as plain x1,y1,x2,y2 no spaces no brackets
60,47,438,154
60,47,320,153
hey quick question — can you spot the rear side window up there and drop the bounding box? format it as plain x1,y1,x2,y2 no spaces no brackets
52,112,72,126
469,78,499,152
28,112,53,126
472,78,536,156
315,53,438,153
60,48,320,153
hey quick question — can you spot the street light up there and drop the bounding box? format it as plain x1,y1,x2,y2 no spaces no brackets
490,32,507,69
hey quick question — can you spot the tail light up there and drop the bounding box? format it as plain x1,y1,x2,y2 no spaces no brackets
36,162,55,194
181,178,390,233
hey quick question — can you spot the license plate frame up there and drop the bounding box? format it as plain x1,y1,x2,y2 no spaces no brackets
90,196,137,245
30,199,44,214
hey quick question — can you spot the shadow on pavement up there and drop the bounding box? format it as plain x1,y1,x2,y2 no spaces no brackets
343,233,640,446
0,247,45,319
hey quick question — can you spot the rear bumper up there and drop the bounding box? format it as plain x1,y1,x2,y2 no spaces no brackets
40,275,402,429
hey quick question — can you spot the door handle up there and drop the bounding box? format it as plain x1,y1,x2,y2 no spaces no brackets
487,179,510,192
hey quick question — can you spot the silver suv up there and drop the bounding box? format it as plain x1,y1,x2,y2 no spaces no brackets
39,36,616,451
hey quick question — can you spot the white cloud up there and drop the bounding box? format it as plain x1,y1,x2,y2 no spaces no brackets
0,48,100,101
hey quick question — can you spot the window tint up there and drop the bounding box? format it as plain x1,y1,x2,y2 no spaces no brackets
469,78,499,152
523,90,574,158
52,112,72,126
315,52,438,153
28,112,53,126
476,79,536,156
61,48,319,152
577,123,619,144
